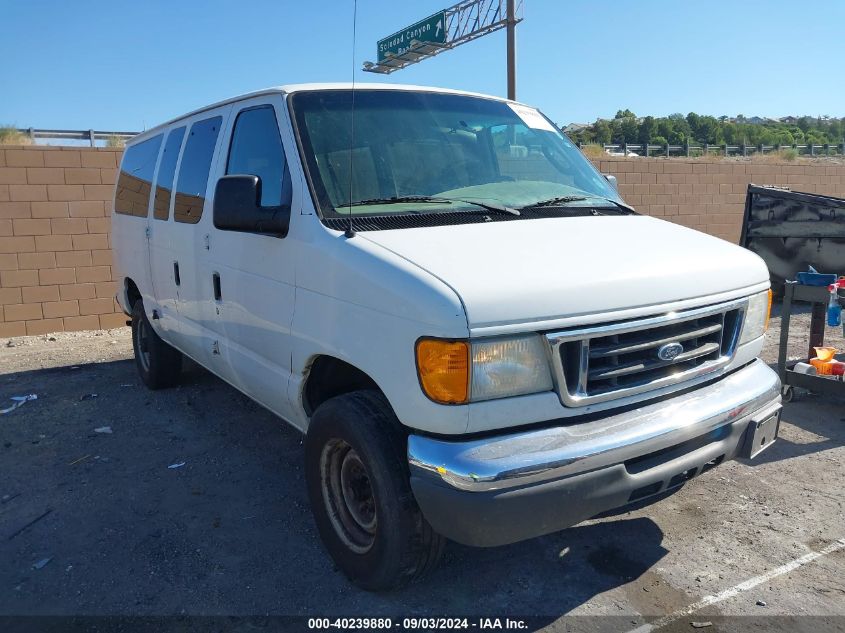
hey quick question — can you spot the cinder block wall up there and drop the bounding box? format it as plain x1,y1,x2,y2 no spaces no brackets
597,157,845,242
0,146,124,337
3,145,845,336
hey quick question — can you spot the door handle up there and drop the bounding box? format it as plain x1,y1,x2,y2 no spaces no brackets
173,262,180,286
212,272,222,301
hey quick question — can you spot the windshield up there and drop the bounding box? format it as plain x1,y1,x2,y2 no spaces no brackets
290,89,620,218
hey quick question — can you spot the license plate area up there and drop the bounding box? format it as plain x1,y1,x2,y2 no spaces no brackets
745,410,781,459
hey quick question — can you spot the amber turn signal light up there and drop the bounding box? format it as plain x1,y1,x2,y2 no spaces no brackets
415,339,470,404
765,289,773,330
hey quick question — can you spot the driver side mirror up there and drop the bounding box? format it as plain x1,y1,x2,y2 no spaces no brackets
213,175,290,237
604,174,618,190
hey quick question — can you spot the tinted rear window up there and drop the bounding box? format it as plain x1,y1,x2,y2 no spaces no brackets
153,127,185,221
114,134,163,217
174,116,222,224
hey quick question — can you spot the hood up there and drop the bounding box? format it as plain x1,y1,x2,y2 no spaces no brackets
360,215,769,329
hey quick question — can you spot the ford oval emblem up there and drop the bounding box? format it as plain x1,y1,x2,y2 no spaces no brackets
657,342,684,361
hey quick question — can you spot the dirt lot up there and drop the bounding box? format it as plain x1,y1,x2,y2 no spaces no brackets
1,306,844,631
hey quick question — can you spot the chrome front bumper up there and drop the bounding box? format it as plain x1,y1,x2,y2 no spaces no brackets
408,359,781,546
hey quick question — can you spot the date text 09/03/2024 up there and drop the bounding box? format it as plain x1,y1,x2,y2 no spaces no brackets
307,617,528,630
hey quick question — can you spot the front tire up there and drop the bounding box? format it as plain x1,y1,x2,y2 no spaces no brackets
131,300,182,390
305,390,444,591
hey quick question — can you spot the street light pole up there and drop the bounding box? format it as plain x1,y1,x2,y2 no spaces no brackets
506,0,516,100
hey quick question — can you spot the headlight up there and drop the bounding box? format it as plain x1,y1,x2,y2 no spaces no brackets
416,335,553,404
739,289,773,344
471,335,553,401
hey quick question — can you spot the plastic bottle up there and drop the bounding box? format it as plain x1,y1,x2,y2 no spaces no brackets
827,284,842,327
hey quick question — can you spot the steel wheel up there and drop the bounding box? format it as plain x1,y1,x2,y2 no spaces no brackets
320,438,377,554
134,312,151,373
305,390,445,590
130,299,182,390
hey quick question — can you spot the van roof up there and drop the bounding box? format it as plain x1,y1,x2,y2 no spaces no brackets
129,83,514,145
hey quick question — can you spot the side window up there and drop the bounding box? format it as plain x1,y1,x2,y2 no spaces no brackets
114,134,163,217
174,116,222,224
153,126,185,220
226,106,291,207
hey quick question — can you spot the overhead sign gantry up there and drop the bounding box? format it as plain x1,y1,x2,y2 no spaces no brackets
363,0,524,100
377,11,448,61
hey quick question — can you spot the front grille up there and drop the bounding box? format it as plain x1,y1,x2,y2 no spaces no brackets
547,300,745,407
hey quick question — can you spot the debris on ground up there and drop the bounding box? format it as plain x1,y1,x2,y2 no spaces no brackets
67,455,90,466
8,508,53,541
93,426,112,434
757,599,768,606
691,623,713,629
1,394,38,415
79,393,98,401
32,558,52,570
168,462,186,469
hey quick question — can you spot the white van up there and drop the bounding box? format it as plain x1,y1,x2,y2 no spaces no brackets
112,84,781,591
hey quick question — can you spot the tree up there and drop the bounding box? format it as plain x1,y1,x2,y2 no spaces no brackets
638,116,657,145
593,119,612,144
562,109,844,149
619,116,639,143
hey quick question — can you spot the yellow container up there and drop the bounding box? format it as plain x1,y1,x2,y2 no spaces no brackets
810,358,835,375
814,346,838,362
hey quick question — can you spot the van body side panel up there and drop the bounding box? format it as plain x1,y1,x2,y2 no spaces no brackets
289,222,470,434
200,95,301,423
111,213,149,309
146,126,188,337
112,134,163,318
163,107,233,365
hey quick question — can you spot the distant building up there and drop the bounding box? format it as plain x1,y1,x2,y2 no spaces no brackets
564,122,589,134
779,116,798,124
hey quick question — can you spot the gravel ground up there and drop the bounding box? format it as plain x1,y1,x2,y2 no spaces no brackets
0,307,843,631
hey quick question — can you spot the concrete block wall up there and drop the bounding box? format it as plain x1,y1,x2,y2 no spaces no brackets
3,145,845,335
594,157,845,243
0,146,124,337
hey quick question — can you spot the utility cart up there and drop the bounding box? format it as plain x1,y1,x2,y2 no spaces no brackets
777,282,845,402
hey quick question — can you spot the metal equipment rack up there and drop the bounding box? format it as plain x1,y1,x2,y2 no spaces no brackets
777,282,845,402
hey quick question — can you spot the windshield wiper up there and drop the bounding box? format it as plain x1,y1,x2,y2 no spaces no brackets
520,195,588,209
348,195,450,207
347,195,520,216
520,195,636,214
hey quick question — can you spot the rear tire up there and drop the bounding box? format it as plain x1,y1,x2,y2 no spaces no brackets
131,300,182,390
305,390,445,591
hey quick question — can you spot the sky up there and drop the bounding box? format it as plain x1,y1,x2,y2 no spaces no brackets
3,0,844,133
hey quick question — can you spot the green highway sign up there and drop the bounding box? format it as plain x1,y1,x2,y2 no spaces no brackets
377,11,447,61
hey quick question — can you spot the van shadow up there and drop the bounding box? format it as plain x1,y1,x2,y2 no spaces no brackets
380,516,669,619
749,396,845,466
1,357,668,619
